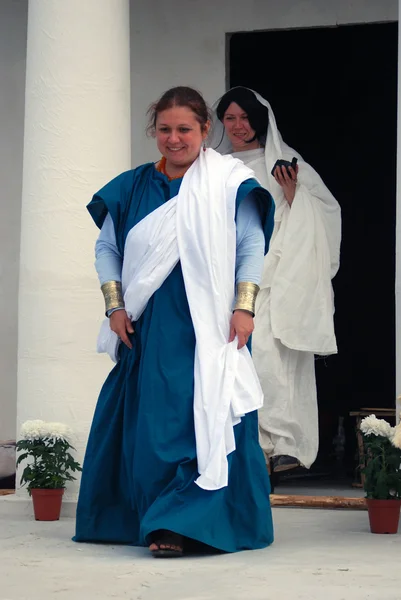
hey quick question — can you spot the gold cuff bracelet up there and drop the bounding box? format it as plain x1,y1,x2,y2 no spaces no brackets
101,281,124,315
234,282,260,316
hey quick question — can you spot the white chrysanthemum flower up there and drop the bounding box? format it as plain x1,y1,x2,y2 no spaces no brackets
392,424,401,450
20,420,47,440
45,422,72,443
360,414,393,439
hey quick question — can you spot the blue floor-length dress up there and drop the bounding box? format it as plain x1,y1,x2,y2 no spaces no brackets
74,163,275,552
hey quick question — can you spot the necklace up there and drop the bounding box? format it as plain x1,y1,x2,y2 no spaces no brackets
156,156,186,181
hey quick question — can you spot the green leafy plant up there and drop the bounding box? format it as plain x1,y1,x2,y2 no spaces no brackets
360,415,401,500
16,420,82,495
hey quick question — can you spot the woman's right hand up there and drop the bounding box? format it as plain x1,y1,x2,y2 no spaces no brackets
109,309,135,349
274,164,299,206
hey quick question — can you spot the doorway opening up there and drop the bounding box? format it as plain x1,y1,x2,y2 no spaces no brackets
229,22,398,498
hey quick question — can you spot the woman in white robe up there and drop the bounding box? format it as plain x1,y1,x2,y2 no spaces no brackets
209,87,341,473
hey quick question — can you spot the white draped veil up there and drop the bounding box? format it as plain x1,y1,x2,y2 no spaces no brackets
208,87,341,281
209,89,284,185
208,88,342,468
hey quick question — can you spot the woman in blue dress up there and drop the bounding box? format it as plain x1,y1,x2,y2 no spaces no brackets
74,86,275,557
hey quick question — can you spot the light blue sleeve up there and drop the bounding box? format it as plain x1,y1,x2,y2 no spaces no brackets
235,194,265,286
97,199,263,295
95,213,122,285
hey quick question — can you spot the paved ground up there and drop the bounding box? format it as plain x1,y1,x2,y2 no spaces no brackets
0,507,400,600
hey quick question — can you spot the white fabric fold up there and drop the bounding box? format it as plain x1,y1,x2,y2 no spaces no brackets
269,184,337,355
96,148,263,490
96,198,180,362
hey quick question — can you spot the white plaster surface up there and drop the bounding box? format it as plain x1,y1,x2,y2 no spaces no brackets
17,0,131,498
0,506,400,599
0,442,16,479
0,0,27,441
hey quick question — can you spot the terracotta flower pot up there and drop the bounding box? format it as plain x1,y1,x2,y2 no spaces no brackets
31,488,64,521
366,498,401,534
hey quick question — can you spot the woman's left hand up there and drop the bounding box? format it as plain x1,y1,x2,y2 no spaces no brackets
229,310,255,349
274,164,299,206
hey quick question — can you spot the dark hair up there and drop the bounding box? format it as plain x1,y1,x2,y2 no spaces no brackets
146,86,210,136
216,87,269,146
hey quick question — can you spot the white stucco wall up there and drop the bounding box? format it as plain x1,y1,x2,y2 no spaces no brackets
130,0,398,165
15,0,131,499
0,0,27,442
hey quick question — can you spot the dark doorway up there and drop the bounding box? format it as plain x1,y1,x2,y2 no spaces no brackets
230,23,398,488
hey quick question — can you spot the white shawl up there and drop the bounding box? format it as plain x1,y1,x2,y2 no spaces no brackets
97,148,264,490
209,89,341,356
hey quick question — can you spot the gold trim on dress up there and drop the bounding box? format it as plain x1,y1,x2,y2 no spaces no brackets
234,282,260,316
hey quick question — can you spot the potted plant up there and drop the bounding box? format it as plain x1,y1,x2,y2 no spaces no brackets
360,414,401,534
16,420,82,521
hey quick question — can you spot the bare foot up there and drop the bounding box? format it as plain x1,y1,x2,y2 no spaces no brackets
149,531,184,556
158,541,183,552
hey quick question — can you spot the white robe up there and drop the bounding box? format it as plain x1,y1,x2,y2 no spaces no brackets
209,90,341,468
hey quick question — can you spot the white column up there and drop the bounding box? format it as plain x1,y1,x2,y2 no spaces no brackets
17,0,131,497
397,0,401,422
